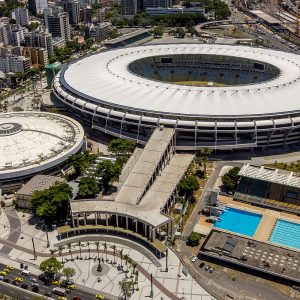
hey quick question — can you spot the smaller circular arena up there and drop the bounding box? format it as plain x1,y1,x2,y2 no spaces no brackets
0,112,85,193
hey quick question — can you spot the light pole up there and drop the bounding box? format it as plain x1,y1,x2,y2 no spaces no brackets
150,273,153,298
165,248,168,272
46,228,50,248
32,237,37,260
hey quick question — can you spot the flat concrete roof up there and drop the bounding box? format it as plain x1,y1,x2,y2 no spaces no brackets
202,229,300,284
239,164,300,189
70,153,193,227
16,175,65,196
250,10,281,24
115,128,175,205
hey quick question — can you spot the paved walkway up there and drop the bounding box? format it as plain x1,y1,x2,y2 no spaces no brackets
0,209,21,255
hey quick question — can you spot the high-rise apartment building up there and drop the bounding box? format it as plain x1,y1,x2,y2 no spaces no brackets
0,56,30,73
62,0,80,25
121,0,137,16
0,22,10,45
46,11,71,41
44,5,64,28
28,0,48,15
24,31,53,58
11,8,29,26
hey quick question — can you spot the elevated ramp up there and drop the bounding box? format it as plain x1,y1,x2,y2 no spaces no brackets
115,127,175,205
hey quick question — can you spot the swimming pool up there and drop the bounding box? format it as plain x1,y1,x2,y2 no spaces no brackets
269,219,300,250
214,207,262,237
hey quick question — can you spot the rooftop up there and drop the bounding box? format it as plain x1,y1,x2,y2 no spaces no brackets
0,112,84,180
57,44,300,118
16,175,65,196
238,164,300,189
201,229,300,284
250,10,281,24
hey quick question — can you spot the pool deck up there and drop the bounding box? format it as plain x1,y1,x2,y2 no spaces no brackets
196,195,300,242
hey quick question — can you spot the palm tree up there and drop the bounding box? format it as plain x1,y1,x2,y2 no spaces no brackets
119,249,123,267
86,241,91,259
94,241,100,261
67,243,73,260
103,242,108,261
123,254,129,268
77,241,82,258
58,245,64,263
110,244,117,264
196,148,212,175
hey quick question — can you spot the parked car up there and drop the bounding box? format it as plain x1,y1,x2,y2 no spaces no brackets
32,285,39,292
21,283,29,289
199,262,205,268
204,265,210,271
3,278,10,283
208,268,214,273
0,276,4,281
191,256,198,262
30,278,38,283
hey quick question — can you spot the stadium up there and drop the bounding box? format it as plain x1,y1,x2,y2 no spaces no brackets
0,112,85,193
52,44,300,150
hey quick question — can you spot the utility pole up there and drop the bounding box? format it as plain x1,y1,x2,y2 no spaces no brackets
32,237,37,260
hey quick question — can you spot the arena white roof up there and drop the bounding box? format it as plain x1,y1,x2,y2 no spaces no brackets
0,112,85,180
59,44,300,118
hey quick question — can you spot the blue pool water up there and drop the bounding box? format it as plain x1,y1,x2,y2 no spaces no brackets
269,219,300,250
214,207,262,237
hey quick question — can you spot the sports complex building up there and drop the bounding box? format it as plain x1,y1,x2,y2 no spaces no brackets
53,44,300,151
0,112,85,193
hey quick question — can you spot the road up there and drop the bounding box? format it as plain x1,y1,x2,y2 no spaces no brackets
0,237,179,300
0,262,105,300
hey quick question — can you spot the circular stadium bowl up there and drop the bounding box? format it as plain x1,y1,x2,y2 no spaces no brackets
0,112,85,192
52,44,300,151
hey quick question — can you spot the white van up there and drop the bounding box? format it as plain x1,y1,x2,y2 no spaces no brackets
21,270,30,276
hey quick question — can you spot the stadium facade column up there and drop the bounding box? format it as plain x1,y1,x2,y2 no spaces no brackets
83,213,87,226
105,213,108,226
116,214,119,227
71,215,75,227
126,216,129,229
95,213,98,225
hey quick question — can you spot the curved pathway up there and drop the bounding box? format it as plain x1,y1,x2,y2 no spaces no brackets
0,237,179,300
54,234,161,267
1,209,21,255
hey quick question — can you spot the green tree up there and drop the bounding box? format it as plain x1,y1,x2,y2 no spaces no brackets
107,139,135,156
67,150,97,176
96,160,122,190
40,257,63,274
175,27,186,38
29,182,72,223
119,278,134,298
78,176,100,198
196,148,212,174
62,267,76,280
153,25,164,38
221,167,240,192
179,175,199,195
187,231,201,247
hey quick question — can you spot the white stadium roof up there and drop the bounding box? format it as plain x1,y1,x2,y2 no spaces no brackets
59,44,300,118
0,112,84,180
